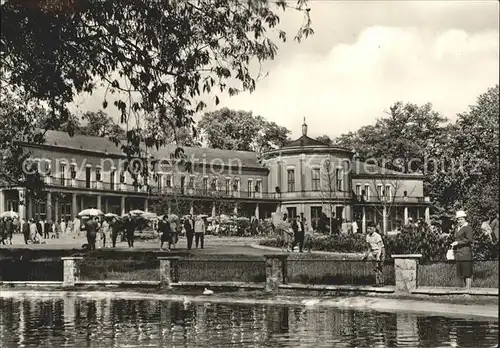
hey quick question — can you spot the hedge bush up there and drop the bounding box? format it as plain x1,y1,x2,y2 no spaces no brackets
259,225,498,263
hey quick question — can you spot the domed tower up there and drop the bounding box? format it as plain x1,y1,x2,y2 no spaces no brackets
261,119,354,227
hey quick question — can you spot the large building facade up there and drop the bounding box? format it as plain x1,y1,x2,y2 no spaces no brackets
0,122,430,233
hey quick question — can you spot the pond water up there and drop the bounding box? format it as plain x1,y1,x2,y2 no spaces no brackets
0,294,497,348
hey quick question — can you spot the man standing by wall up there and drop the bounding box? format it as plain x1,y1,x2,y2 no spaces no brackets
184,214,195,250
124,213,136,247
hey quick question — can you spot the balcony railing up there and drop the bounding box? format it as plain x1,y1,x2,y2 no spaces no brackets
44,177,278,200
353,195,426,204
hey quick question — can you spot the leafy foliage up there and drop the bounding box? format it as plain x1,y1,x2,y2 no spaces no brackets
1,0,312,157
198,108,291,152
315,135,333,146
260,224,498,262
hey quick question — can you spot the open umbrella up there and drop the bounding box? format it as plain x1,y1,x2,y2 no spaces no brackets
129,209,146,216
78,208,103,217
104,213,118,218
168,214,179,222
1,211,18,218
143,212,158,220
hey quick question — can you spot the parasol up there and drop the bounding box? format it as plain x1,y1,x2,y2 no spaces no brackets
78,208,103,217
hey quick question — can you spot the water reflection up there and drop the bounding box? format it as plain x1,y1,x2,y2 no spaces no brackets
0,295,497,348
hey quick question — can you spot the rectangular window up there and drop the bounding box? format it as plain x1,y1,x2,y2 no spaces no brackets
211,178,218,191
385,184,392,200
364,184,370,200
165,174,172,188
180,176,185,194
119,170,125,183
86,167,91,188
225,178,231,195
255,180,261,193
233,178,240,192
96,168,101,182
248,179,253,197
203,177,209,193
355,184,362,196
60,163,66,186
110,170,115,190
335,168,343,191
287,169,295,192
189,176,195,189
70,164,76,179
312,168,320,191
377,184,383,197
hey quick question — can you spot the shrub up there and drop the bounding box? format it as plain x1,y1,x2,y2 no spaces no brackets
259,224,498,262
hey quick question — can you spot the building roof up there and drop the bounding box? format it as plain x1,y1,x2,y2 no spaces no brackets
30,131,263,168
282,135,328,148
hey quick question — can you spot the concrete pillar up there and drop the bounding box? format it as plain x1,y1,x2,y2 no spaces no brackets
104,196,109,214
233,202,238,215
382,206,387,234
96,195,102,211
404,207,409,225
424,207,430,224
264,254,288,292
27,194,33,219
46,191,52,221
0,189,4,213
72,193,78,218
211,203,216,217
167,200,172,215
54,194,59,223
158,257,180,288
18,189,26,221
362,206,366,234
120,196,126,216
144,199,149,212
189,201,194,215
344,205,352,222
62,257,84,287
391,254,422,294
276,161,282,192
80,195,84,210
254,203,260,219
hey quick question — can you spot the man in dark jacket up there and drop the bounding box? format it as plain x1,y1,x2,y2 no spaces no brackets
0,218,5,245
124,214,136,247
36,219,43,238
22,219,31,244
43,218,51,239
183,214,195,250
291,217,305,252
85,217,100,251
159,216,171,250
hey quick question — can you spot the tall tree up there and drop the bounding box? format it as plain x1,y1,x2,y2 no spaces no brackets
77,111,126,140
316,135,333,146
198,108,291,152
1,0,312,159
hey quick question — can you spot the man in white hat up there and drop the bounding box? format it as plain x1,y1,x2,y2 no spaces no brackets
451,210,473,289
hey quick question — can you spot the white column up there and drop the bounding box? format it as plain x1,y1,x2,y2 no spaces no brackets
72,193,78,218
425,207,430,224
54,194,59,223
144,199,149,212
18,189,27,221
362,206,366,234
233,202,238,215
299,154,305,192
104,196,109,213
27,194,33,219
46,191,52,221
96,195,101,211
382,206,387,234
189,201,194,215
167,200,172,215
80,195,84,211
120,196,126,216
254,203,260,219
211,203,216,217
0,189,4,213
404,207,409,225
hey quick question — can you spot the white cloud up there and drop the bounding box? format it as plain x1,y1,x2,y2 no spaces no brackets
217,26,499,139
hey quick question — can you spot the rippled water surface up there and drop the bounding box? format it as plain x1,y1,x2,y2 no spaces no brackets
0,295,497,348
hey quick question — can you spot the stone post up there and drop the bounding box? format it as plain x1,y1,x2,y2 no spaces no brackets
264,254,288,292
158,257,180,289
391,254,422,294
62,257,84,287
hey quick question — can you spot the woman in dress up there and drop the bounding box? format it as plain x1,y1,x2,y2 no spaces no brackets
451,210,474,289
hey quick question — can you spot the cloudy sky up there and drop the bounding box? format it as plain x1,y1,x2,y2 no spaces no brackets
73,1,499,140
